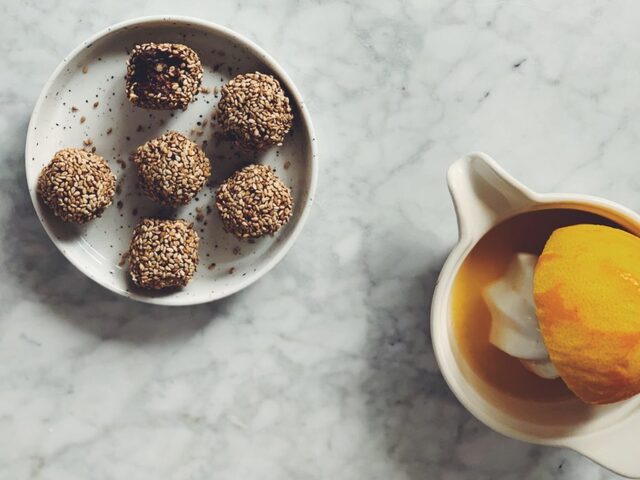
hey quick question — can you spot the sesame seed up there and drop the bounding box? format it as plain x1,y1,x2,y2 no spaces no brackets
118,251,130,267
195,207,205,222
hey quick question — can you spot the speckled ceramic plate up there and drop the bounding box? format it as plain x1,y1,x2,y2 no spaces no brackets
25,16,317,305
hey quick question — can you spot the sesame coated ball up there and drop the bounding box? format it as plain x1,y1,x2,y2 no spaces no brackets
128,218,199,290
125,43,203,110
131,131,211,207
217,72,293,151
37,148,116,224
215,164,293,239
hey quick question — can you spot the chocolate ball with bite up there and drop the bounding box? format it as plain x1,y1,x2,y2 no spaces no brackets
125,43,203,110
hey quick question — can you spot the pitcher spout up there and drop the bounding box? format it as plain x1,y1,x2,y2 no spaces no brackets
447,152,536,242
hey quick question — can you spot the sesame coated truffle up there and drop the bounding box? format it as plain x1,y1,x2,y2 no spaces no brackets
128,218,199,290
216,164,293,239
125,43,203,110
37,148,116,224
217,72,293,151
131,131,211,207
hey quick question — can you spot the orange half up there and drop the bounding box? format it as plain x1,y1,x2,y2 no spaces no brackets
533,224,640,404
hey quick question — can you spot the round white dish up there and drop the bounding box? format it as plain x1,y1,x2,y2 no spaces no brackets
25,16,317,306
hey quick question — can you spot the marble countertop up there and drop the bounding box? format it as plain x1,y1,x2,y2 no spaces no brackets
1,0,637,478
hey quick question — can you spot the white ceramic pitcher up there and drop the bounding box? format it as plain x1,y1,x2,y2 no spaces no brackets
431,152,640,478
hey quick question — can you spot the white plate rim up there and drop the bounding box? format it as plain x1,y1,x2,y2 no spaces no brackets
24,15,318,306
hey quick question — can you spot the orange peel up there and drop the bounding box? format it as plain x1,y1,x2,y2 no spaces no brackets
534,224,640,404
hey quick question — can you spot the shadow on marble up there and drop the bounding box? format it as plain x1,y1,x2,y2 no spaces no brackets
360,252,565,479
3,117,237,344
